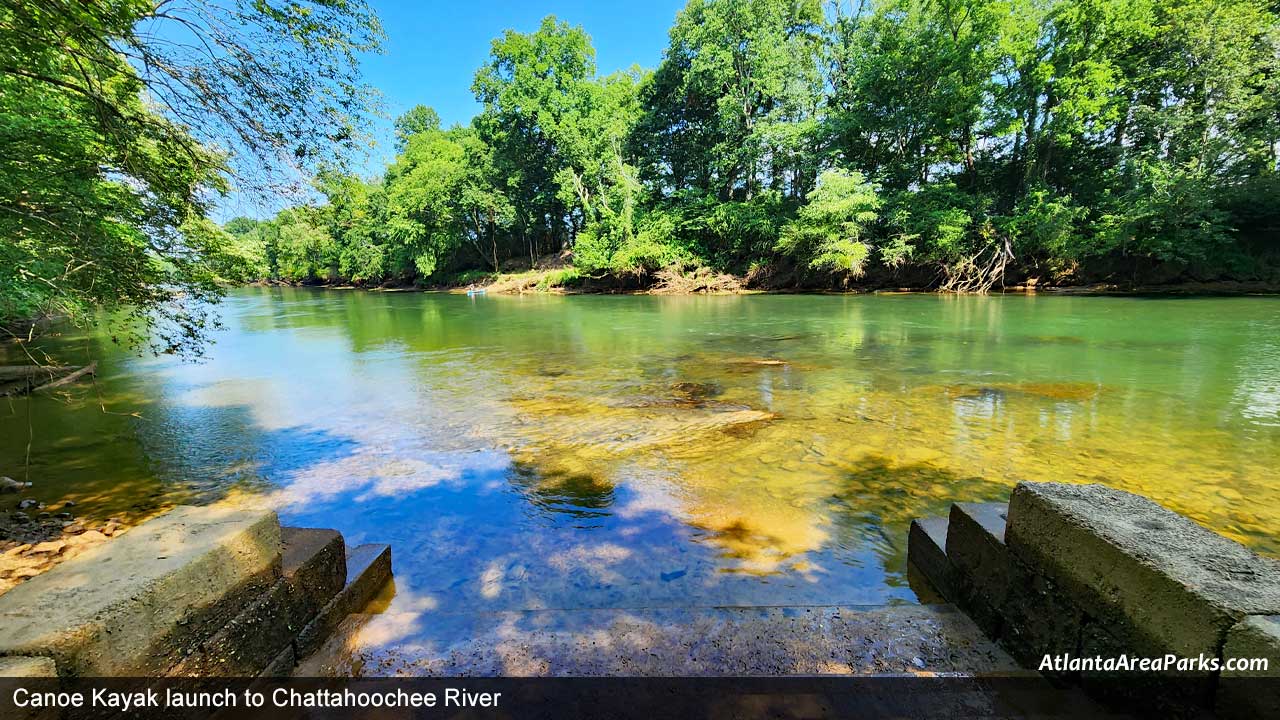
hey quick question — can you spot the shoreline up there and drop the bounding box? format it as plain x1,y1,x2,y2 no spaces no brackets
247,276,1280,298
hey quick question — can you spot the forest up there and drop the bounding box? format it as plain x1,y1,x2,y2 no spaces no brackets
3,0,1280,358
225,0,1280,293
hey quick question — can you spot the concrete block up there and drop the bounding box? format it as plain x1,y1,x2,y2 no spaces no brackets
1078,620,1214,715
907,516,958,602
0,505,282,676
1217,615,1280,719
278,527,347,634
947,502,1011,638
906,561,947,604
296,543,392,660
1005,482,1280,661
0,656,56,677
998,562,1083,676
0,657,58,720
168,527,346,676
259,644,296,678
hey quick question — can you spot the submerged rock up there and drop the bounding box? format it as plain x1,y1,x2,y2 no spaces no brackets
940,381,1101,403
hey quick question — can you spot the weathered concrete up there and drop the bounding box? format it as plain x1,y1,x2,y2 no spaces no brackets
1216,615,1280,719
1221,615,1280,676
260,644,297,678
1006,482,1280,660
168,527,346,676
0,505,281,676
295,543,392,661
0,656,56,677
999,562,1083,676
946,503,1010,639
297,604,1027,677
907,516,957,601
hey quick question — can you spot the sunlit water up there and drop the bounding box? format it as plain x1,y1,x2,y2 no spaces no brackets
3,289,1278,620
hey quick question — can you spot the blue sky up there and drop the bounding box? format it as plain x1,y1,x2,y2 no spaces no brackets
361,0,686,170
218,1,686,220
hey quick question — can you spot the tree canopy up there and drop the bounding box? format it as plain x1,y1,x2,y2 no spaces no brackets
234,0,1279,295
0,0,381,355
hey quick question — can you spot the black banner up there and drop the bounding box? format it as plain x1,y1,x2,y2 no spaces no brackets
0,676,1193,720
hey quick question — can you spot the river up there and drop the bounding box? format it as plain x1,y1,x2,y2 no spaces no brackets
2,288,1277,629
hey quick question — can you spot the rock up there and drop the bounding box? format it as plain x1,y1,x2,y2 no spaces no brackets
2,552,45,568
10,512,30,524
61,500,76,508
28,540,65,555
53,512,72,520
68,530,107,545
0,477,28,494
16,499,39,510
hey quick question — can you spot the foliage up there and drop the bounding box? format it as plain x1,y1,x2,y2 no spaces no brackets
778,170,880,277
231,0,1280,293
0,0,381,356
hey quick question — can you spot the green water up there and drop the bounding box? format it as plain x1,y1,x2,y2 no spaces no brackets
3,288,1278,619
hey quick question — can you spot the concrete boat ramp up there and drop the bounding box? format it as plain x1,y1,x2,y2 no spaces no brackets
298,603,1023,677
0,503,1131,718
0,503,1022,680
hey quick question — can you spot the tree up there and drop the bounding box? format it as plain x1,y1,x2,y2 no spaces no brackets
777,170,880,278
473,16,597,262
0,0,382,356
222,0,1280,292
394,105,442,151
637,0,826,201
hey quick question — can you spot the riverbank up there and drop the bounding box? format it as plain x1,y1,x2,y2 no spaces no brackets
240,248,1280,295
249,258,1280,297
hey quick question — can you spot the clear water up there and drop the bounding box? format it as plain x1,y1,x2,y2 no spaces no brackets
3,288,1278,618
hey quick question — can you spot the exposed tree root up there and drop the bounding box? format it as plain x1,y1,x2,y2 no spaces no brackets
938,238,1015,294
649,267,744,294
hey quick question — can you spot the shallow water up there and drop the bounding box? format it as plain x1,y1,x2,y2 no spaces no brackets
3,288,1278,617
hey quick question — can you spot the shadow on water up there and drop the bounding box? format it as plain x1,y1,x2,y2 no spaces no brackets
509,460,617,525
822,454,1013,592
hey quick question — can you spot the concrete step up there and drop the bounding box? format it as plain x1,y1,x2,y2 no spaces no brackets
168,527,347,676
277,542,392,675
296,603,1026,677
908,515,955,601
0,505,281,676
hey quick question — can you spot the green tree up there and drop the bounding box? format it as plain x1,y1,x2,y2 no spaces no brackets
394,105,442,151
777,170,880,278
0,0,381,356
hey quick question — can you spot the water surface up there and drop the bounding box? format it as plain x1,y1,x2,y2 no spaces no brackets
3,289,1277,619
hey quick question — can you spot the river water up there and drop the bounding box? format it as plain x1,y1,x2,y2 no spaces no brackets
3,288,1278,617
